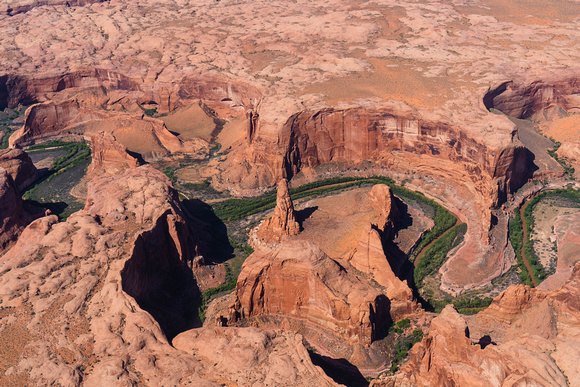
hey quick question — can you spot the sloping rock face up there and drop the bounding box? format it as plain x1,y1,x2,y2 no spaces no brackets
87,132,139,176
0,167,30,251
0,165,332,385
232,240,390,346
0,148,37,191
8,87,208,159
255,178,300,243
173,327,336,386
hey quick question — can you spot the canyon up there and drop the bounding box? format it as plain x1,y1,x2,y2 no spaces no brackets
0,0,580,385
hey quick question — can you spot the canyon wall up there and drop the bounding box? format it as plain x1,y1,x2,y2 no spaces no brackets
484,77,580,119
279,106,528,208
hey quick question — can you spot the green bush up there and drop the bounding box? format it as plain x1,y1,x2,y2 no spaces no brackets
413,222,467,287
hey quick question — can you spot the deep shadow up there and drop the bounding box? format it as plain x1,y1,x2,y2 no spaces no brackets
121,211,203,340
181,198,233,263
295,206,318,229
477,335,496,349
525,148,539,177
126,149,146,165
23,200,68,218
308,352,369,387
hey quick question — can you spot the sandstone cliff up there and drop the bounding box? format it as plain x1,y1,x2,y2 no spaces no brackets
373,263,580,386
0,147,37,192
255,178,300,243
87,132,139,176
232,240,390,347
0,167,30,251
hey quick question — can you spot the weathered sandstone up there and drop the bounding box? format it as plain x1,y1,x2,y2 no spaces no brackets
87,131,139,176
0,167,30,251
0,147,37,191
255,178,300,243
232,240,390,346
0,165,332,385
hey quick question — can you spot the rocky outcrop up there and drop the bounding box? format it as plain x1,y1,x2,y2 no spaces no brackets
87,132,139,176
372,264,580,386
348,225,415,319
173,327,336,386
0,168,30,251
0,148,37,191
232,240,390,346
378,305,568,387
484,77,580,119
8,88,204,159
0,164,332,385
255,178,300,243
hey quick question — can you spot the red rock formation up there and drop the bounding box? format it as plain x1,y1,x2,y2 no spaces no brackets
255,178,300,243
173,327,336,386
0,168,30,250
0,148,37,192
372,264,580,386
87,132,139,176
279,107,528,207
348,224,415,320
484,77,580,119
232,240,390,346
0,164,333,385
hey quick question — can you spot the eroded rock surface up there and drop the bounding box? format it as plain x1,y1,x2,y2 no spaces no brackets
0,165,333,385
255,178,300,243
0,147,37,191
87,131,139,176
232,240,390,346
0,167,30,251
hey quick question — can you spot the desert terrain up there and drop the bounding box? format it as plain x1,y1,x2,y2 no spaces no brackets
0,0,580,385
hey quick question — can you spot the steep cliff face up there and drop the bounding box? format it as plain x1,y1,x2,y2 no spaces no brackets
0,69,262,113
87,132,140,176
0,168,30,251
484,77,580,119
0,148,37,192
233,240,391,346
279,107,528,207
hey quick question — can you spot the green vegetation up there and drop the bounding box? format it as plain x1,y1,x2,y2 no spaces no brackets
162,167,178,184
508,209,533,286
23,141,91,220
389,327,424,373
427,296,493,315
0,124,12,149
143,108,157,117
413,222,467,288
198,263,237,321
522,197,549,283
548,140,575,178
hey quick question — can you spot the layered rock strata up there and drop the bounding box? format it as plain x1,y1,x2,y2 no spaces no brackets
232,240,390,346
0,147,37,191
87,131,139,176
255,178,300,243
